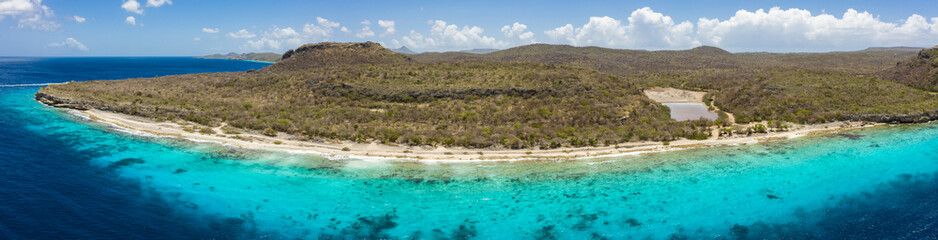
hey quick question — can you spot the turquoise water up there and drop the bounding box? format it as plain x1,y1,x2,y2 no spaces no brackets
3,58,938,239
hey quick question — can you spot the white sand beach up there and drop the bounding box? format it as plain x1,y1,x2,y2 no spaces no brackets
75,108,879,162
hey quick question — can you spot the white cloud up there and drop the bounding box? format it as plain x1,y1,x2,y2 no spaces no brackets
627,7,697,48
317,16,340,28
269,26,299,38
72,15,85,23
243,26,304,51
125,16,136,26
377,20,395,36
540,7,938,52
145,0,171,7
356,26,375,38
122,0,143,14
0,0,60,31
302,17,342,39
49,37,88,51
193,37,200,41
696,7,938,51
361,20,371,25
544,7,698,49
239,18,347,51
399,20,507,51
246,38,282,51
501,22,535,43
201,27,219,33
0,0,36,16
227,29,255,39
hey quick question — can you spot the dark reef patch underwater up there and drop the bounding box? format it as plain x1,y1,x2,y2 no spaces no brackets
3,57,938,239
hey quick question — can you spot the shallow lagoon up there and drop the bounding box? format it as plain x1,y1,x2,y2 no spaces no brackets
3,58,938,239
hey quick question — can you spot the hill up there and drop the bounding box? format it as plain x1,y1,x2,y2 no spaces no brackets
389,46,417,54
37,42,715,149
36,42,938,150
878,47,938,91
460,48,500,54
198,52,281,62
264,42,414,72
411,44,934,123
862,47,924,52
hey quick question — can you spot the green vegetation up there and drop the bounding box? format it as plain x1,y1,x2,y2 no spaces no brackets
877,47,938,91
199,52,282,63
412,44,938,123
38,42,714,149
36,42,938,150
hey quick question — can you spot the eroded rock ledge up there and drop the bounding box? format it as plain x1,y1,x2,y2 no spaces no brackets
843,112,938,124
35,92,92,110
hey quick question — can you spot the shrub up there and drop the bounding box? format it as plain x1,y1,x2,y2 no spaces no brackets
199,127,216,134
751,124,767,133
263,128,277,137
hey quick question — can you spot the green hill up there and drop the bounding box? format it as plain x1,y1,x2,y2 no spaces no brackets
411,44,934,123
36,42,938,149
38,42,714,149
878,47,938,91
264,42,413,72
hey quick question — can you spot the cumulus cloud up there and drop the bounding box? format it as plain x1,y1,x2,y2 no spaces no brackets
244,26,304,51
227,29,255,39
377,20,395,36
361,20,371,25
246,38,282,51
544,7,698,49
49,37,88,51
501,22,535,43
239,17,350,51
72,15,85,23
356,26,375,38
145,0,171,7
121,0,143,14
317,17,340,28
0,0,60,31
269,26,299,38
302,17,342,39
541,7,938,52
201,27,218,33
0,0,35,16
696,7,938,51
124,16,136,26
400,20,507,51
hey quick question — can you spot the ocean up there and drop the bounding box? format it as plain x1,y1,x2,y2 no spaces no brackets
1,57,937,239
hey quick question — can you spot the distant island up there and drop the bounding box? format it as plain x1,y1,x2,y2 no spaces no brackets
198,52,282,63
36,42,938,160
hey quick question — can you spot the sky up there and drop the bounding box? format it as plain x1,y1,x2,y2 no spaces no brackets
1,0,937,56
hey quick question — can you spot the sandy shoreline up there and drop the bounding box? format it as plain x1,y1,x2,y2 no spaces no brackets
66,108,880,162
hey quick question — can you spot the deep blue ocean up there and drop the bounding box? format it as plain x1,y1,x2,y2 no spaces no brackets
2,57,938,239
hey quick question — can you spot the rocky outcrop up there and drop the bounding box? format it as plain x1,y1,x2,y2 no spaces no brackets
878,47,938,91
268,42,413,72
843,111,938,124
35,92,92,110
35,91,186,118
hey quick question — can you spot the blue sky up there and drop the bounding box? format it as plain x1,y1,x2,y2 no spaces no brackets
1,0,937,56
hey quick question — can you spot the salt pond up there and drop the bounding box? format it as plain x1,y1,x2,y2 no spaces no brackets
663,103,718,121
